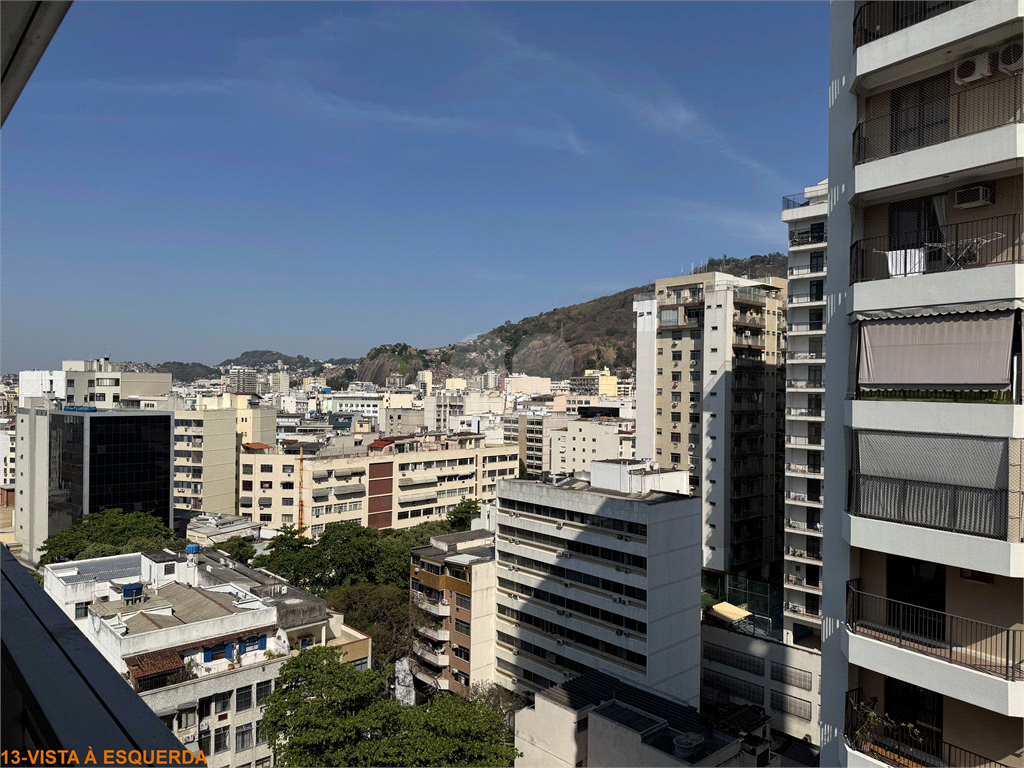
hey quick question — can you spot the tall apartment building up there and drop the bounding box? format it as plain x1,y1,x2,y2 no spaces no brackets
550,417,636,475
425,390,504,432
823,4,1023,765
503,411,571,477
493,461,700,705
15,401,173,560
782,179,829,653
19,358,171,408
636,273,787,580
227,366,258,394
239,433,519,535
409,529,496,699
4,419,16,486
43,546,370,767
569,368,619,398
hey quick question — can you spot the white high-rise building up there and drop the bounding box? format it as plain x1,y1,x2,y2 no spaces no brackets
823,3,1023,765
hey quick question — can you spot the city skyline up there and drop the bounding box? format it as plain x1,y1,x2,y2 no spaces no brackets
2,2,828,372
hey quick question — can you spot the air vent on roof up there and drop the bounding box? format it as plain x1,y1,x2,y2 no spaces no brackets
955,53,991,85
999,41,1023,73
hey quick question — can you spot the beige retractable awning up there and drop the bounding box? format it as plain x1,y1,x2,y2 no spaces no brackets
707,601,751,624
334,483,366,496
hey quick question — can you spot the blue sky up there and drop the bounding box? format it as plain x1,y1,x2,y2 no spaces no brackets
2,2,829,372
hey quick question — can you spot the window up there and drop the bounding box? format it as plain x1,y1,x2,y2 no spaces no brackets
282,464,294,473
689,413,700,423
256,720,267,745
452,645,470,661
671,350,682,361
242,480,253,491
454,618,471,636
281,481,294,490
452,670,470,686
771,662,813,690
670,453,681,463
213,726,229,754
657,368,663,376
256,760,271,768
282,497,294,506
75,602,89,620
690,372,700,381
576,717,589,733
214,691,231,713
260,513,272,523
657,348,663,355
67,379,75,387
179,709,196,728
164,563,175,576
255,679,273,704
670,433,681,443
672,372,682,382
198,732,210,756
281,514,294,523
95,393,106,402
671,392,681,402
771,690,812,721
236,686,252,711
66,395,74,403
260,464,273,473
456,594,471,610
235,723,253,752
690,330,701,340
242,464,253,475
704,643,765,676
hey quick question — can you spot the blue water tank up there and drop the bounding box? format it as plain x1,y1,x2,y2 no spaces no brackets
123,583,143,599
186,543,200,554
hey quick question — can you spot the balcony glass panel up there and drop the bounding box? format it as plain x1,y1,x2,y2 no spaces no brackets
852,1,973,49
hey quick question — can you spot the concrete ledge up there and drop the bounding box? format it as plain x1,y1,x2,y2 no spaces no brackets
843,743,890,768
842,627,1024,717
849,263,1024,318
854,124,1023,202
846,400,1024,439
845,513,1023,578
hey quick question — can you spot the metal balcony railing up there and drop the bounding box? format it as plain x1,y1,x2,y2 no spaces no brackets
785,518,823,533
786,379,824,389
786,491,824,506
851,473,1022,542
787,351,825,361
789,230,827,247
788,263,826,277
786,547,822,561
850,213,1023,284
788,293,825,305
845,689,1012,768
785,574,822,591
786,435,823,446
786,407,823,418
734,357,765,369
846,583,1024,681
785,602,822,617
854,74,1022,166
853,1,974,49
783,191,821,209
733,312,766,328
787,322,824,333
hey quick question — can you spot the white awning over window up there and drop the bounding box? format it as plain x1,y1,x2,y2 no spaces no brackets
859,310,1014,390
400,491,438,504
334,483,366,496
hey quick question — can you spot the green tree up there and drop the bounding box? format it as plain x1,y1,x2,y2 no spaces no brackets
38,507,183,566
324,582,429,668
260,648,519,768
519,459,529,479
468,682,528,747
447,498,481,532
216,536,256,565
374,520,451,589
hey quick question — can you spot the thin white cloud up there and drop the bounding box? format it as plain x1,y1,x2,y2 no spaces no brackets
643,196,786,243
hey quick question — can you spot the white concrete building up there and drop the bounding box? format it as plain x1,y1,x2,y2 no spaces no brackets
19,358,171,408
551,417,636,476
823,3,1024,765
493,461,701,705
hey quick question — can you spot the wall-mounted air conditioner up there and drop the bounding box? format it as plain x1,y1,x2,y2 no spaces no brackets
954,53,991,85
999,41,1023,73
510,677,519,684
953,185,995,209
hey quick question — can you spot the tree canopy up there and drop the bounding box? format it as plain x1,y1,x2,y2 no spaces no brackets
251,519,452,595
260,647,519,768
447,498,481,532
215,536,255,565
325,582,429,669
38,507,185,566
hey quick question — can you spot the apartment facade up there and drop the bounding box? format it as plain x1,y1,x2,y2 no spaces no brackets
227,366,258,394
550,417,636,475
239,434,519,535
503,411,571,478
19,358,171,408
823,3,1024,765
409,530,497,698
569,368,619,398
15,401,174,560
636,273,787,580
493,462,701,706
782,179,829,657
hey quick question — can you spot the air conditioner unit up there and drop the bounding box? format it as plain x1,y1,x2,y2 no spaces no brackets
999,41,1023,73
616,629,624,636
512,650,519,655
955,53,991,85
563,552,572,559
563,581,571,588
507,565,515,571
616,534,624,540
623,568,630,574
555,522,563,529
564,612,572,619
953,185,995,209
556,639,565,646
510,677,519,685
514,622,520,628
624,536,631,543
414,567,420,573
557,610,565,616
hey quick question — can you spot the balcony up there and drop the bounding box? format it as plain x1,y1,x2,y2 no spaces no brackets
733,312,766,328
846,582,1023,681
785,492,824,508
785,574,822,592
786,351,825,362
844,689,1013,768
851,213,1023,284
413,593,451,617
787,323,824,337
734,356,765,369
786,379,825,392
786,462,824,477
786,435,824,448
854,74,1022,166
788,293,825,306
785,546,823,563
784,602,822,621
851,473,1022,543
412,666,450,691
789,229,827,248
413,643,449,667
733,335,765,349
785,518,824,535
786,407,823,419
852,1,973,49
788,263,827,277
416,624,449,642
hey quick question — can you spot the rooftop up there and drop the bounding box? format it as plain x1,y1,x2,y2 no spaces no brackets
91,582,249,633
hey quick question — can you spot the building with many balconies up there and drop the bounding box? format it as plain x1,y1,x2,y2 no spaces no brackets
823,2,1023,765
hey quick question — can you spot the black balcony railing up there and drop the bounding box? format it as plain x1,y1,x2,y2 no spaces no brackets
788,321,824,333
851,473,1022,542
853,1,973,49
788,293,825,305
851,213,1023,284
854,74,1022,165
844,689,1012,768
847,583,1024,680
789,229,827,247
788,263,826,276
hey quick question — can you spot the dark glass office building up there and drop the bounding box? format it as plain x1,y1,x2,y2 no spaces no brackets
47,409,173,532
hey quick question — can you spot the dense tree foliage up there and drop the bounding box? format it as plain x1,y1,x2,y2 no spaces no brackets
260,648,519,768
447,498,481,532
251,519,452,595
325,583,428,668
215,536,255,565
38,508,185,566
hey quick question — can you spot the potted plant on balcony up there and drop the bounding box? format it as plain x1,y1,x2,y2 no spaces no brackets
852,698,923,767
